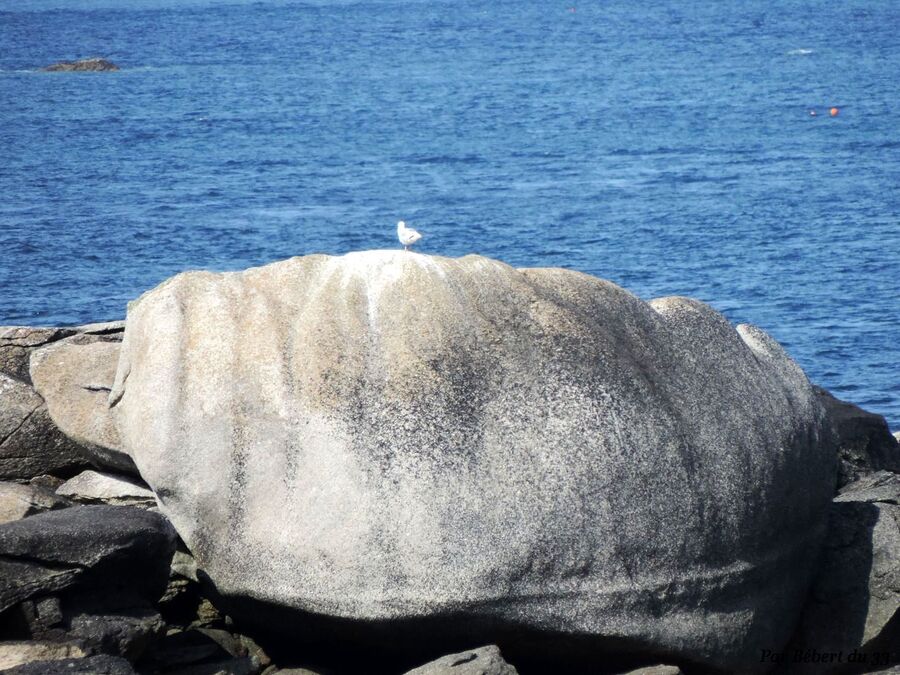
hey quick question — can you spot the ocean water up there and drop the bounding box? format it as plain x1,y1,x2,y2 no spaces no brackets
1,0,898,427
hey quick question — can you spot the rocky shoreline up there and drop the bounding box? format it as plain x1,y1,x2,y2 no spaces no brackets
0,252,898,674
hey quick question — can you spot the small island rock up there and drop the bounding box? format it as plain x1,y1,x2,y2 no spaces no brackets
41,58,119,72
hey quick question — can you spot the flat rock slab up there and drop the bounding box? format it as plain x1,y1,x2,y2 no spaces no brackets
403,645,518,675
0,505,176,614
836,471,900,505
111,252,835,673
56,470,154,506
0,481,71,524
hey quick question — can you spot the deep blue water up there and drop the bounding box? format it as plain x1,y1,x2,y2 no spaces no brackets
1,0,898,427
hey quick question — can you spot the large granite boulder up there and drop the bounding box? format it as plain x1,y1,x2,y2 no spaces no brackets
109,252,835,672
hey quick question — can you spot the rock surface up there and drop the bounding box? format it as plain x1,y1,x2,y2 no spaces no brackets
1,654,136,674
41,58,120,72
31,338,135,474
0,640,85,670
785,472,899,672
0,505,176,614
109,252,834,672
403,645,518,675
0,481,71,524
0,374,87,480
816,387,900,487
63,608,166,661
0,327,75,384
56,470,155,506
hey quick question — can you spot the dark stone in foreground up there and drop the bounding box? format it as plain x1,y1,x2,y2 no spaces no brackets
41,58,120,72
65,608,165,661
1,654,135,674
0,505,176,614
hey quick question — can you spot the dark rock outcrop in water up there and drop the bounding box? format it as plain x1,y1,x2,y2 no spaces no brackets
109,251,834,673
41,58,119,72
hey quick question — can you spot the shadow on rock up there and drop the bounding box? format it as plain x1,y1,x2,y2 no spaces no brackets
781,479,899,674
199,575,705,675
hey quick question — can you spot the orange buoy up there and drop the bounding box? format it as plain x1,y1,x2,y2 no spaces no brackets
830,107,839,117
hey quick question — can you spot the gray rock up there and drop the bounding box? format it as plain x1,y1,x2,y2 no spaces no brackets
0,481,71,524
56,470,155,506
816,387,900,487
403,645,518,674
786,476,899,673
1,654,136,674
0,327,74,384
41,58,120,72
837,471,900,505
617,667,683,675
0,374,87,480
75,321,126,336
17,595,65,634
110,252,834,673
30,339,135,474
64,608,165,661
0,505,177,614
0,640,85,670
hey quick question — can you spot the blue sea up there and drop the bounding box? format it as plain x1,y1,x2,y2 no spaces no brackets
1,0,898,428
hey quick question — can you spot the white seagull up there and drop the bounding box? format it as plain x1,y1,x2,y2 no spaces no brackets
397,220,422,251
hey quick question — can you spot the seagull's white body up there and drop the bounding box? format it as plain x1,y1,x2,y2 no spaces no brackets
397,220,422,250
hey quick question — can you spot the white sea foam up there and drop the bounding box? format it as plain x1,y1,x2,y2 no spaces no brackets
787,48,814,55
